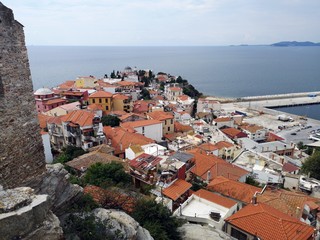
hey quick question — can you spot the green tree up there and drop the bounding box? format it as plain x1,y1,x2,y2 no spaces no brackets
301,150,320,180
159,82,165,91
140,88,151,100
63,214,112,240
54,146,86,164
110,70,116,79
245,176,261,187
101,115,120,127
131,199,182,240
84,162,131,188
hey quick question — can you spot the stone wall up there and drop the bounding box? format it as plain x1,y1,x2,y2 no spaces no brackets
0,2,46,188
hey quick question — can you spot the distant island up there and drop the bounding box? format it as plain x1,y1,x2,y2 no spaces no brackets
271,41,320,47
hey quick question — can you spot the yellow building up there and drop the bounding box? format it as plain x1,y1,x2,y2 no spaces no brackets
88,91,113,114
112,94,132,112
147,111,174,136
75,76,98,89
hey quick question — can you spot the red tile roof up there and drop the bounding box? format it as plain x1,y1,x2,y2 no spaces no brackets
113,94,130,100
257,188,319,218
47,116,63,125
121,119,162,129
147,111,174,121
282,162,300,173
193,189,237,209
89,90,113,98
221,127,247,139
58,80,75,89
38,113,51,129
214,117,231,122
174,122,193,133
214,141,234,149
87,103,104,111
162,179,192,201
45,98,66,105
188,151,248,181
177,95,189,101
65,150,126,172
103,126,154,155
225,203,314,240
61,110,95,127
198,142,219,151
240,124,264,133
169,87,182,92
207,176,261,204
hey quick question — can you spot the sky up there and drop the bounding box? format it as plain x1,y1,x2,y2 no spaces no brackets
2,0,320,46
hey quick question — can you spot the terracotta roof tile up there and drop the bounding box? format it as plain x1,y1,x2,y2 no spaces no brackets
103,127,154,155
89,90,113,98
45,98,66,105
282,162,300,173
225,203,314,240
61,110,95,127
198,142,219,151
169,87,182,91
188,151,248,181
214,141,234,149
257,188,318,218
214,117,231,122
221,127,247,139
174,122,193,133
193,189,237,209
66,150,126,172
38,113,51,129
162,179,192,201
240,124,264,133
147,111,174,121
207,176,261,204
121,119,162,129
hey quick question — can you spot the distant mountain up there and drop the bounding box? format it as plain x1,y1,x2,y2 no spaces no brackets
271,41,320,47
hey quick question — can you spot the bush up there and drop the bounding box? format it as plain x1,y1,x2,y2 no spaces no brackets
63,213,112,240
84,162,131,188
54,146,86,164
131,199,182,240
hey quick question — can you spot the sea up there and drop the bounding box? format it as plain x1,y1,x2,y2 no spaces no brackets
27,46,320,120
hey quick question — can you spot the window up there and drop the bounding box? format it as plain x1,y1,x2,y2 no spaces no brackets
168,127,170,132
231,228,247,240
106,106,109,110
99,98,102,103
92,99,95,104
171,119,173,124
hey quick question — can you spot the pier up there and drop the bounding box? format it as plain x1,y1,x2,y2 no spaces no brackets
236,91,320,108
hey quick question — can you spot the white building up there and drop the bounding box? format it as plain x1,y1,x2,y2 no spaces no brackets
121,119,163,142
197,97,221,113
173,189,238,230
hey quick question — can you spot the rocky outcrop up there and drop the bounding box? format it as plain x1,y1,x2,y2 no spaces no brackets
0,187,63,240
178,223,232,240
92,208,154,240
35,163,83,216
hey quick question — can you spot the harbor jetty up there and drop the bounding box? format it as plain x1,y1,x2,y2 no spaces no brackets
235,91,320,108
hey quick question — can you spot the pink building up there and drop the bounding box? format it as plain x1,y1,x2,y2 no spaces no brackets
34,88,66,113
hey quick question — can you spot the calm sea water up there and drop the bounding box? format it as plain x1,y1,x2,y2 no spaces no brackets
27,46,320,119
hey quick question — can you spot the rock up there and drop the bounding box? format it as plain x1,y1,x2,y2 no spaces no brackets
0,187,63,240
92,208,154,240
35,163,83,216
178,223,233,240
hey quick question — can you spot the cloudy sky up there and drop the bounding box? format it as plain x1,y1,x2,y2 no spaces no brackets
3,0,320,46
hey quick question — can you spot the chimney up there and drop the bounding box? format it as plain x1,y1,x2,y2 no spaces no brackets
252,195,257,205
206,170,211,183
